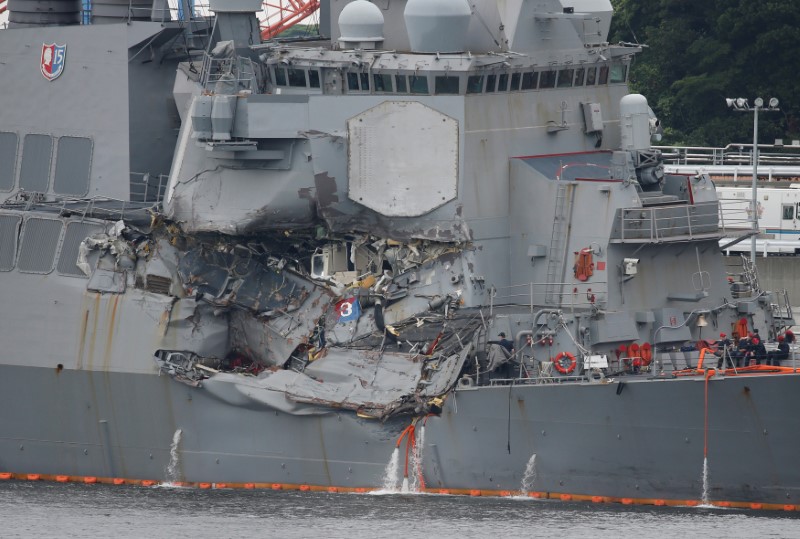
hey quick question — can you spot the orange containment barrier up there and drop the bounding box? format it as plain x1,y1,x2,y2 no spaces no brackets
0,469,794,511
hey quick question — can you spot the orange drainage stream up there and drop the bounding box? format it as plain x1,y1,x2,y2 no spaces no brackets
0,471,797,511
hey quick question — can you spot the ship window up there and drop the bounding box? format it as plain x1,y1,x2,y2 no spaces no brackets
19,134,52,193
782,204,794,220
598,65,609,84
57,221,103,277
288,68,307,87
485,74,496,92
586,67,597,85
498,73,509,91
0,132,17,191
311,254,324,278
54,136,92,196
274,67,287,86
435,75,459,94
409,75,428,94
467,75,483,94
0,214,21,271
347,72,360,91
373,73,393,93
395,75,408,93
308,69,320,88
510,72,521,91
360,72,370,90
610,63,627,83
574,67,586,86
539,70,557,89
521,71,538,90
557,69,574,88
18,217,62,274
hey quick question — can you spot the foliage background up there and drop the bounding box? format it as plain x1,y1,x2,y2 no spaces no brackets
609,0,800,147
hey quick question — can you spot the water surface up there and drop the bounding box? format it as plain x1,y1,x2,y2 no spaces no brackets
2,481,798,539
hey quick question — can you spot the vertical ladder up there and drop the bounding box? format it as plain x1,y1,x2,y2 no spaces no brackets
740,254,761,295
545,183,573,304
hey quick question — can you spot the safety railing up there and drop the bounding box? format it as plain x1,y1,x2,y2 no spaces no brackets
490,280,606,312
130,172,168,204
655,143,800,168
610,201,719,243
717,197,755,233
200,54,257,94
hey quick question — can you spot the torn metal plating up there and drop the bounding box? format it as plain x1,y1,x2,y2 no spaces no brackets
87,215,482,419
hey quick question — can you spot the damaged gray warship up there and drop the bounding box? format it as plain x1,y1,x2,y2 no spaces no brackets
1,0,800,510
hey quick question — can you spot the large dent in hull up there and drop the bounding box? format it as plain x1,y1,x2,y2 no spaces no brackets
201,345,470,417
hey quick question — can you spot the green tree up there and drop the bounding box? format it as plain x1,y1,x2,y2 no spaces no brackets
610,0,800,146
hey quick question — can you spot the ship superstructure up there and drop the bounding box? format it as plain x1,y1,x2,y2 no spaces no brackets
1,0,799,508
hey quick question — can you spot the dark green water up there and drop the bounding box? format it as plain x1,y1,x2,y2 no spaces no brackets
2,481,798,538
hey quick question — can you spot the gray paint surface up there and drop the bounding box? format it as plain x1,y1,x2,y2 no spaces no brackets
0,0,798,508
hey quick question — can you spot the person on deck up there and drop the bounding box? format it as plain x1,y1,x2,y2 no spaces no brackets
732,334,750,367
715,332,732,368
496,332,514,354
486,332,515,378
767,335,790,366
748,334,767,366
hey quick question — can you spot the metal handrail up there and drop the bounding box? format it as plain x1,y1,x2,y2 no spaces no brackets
655,144,800,168
491,280,606,308
616,201,719,242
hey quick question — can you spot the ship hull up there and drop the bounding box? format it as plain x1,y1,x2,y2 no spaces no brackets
2,363,799,505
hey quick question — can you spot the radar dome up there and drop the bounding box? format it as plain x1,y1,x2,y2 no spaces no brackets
338,0,385,48
620,94,651,151
404,0,471,53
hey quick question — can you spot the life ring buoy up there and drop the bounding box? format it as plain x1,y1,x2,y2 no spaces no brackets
640,342,653,366
553,351,577,375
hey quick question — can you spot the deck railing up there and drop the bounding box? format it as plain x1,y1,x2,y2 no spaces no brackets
610,201,719,243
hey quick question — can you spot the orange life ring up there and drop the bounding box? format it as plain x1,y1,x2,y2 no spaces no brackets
553,351,577,375
640,342,653,366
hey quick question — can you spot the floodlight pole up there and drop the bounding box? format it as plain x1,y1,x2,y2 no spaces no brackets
725,97,779,266
751,103,759,266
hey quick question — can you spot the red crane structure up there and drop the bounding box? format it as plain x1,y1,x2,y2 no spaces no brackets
0,0,319,37
260,0,320,40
